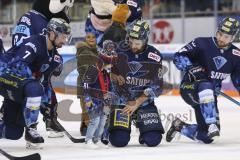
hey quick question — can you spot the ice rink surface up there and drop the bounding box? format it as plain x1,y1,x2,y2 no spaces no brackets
1,94,240,160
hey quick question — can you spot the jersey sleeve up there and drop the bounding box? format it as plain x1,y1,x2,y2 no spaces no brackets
126,0,142,23
12,14,33,46
144,50,163,98
231,61,240,94
12,41,38,65
173,38,202,71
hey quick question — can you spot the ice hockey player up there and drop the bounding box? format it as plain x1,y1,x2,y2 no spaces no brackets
0,18,71,149
166,17,240,144
10,0,74,138
107,20,165,147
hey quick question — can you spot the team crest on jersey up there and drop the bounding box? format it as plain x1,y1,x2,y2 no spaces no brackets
128,61,142,75
54,55,61,63
232,49,240,57
127,0,137,7
148,52,161,62
213,56,227,70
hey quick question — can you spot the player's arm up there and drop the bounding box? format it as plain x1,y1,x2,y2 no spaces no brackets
173,38,201,72
146,57,164,97
231,61,240,95
12,14,33,46
122,94,148,115
12,42,37,65
126,0,142,22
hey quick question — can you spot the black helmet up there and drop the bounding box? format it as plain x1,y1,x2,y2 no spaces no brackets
217,17,239,36
128,20,150,40
47,18,71,35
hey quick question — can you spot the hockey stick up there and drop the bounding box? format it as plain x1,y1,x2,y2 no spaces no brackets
216,90,240,106
55,120,85,143
0,149,41,160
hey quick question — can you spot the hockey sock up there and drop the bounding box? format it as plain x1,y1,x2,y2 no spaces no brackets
180,124,198,140
198,89,217,124
23,97,41,126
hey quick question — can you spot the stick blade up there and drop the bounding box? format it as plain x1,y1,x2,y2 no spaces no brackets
70,137,85,143
14,153,41,160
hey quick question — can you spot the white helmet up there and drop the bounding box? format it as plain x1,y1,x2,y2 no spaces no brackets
49,0,74,14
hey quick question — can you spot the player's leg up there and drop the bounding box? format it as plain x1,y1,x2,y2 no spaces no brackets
41,88,64,138
197,81,219,138
0,99,24,140
23,80,44,148
166,81,218,143
166,80,202,142
137,103,164,147
108,106,131,147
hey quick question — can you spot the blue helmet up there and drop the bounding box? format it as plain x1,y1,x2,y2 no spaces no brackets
128,20,150,40
217,17,239,36
47,18,71,35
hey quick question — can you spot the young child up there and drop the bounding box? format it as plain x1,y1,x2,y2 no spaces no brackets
83,40,117,149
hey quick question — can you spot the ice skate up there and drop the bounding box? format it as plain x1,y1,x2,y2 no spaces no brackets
166,118,187,142
25,123,44,149
208,123,220,139
45,119,64,138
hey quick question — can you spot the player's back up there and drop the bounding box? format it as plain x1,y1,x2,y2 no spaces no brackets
12,10,48,46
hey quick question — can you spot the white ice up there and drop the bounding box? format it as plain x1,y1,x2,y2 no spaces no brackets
1,94,240,160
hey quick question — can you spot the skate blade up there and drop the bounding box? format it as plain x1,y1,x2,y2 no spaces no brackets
26,141,43,150
208,131,220,140
211,134,220,142
47,131,65,138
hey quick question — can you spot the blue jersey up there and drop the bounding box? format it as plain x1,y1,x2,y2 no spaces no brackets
126,0,142,23
12,10,48,46
115,0,142,24
2,35,56,78
11,9,64,104
113,45,163,105
174,37,240,92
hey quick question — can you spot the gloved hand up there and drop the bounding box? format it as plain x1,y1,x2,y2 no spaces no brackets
187,65,208,82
